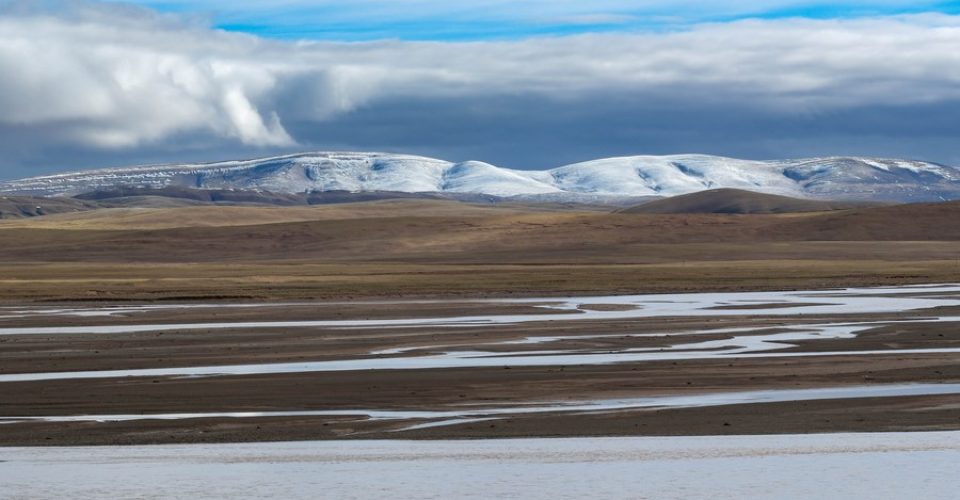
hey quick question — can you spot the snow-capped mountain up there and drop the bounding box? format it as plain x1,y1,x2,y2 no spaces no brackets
2,152,958,203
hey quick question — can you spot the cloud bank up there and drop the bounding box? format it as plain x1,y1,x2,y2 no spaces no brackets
1,2,960,177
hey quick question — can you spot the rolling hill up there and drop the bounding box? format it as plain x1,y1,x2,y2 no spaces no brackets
2,197,959,263
2,198,959,301
0,196,97,219
620,189,875,214
1,152,958,203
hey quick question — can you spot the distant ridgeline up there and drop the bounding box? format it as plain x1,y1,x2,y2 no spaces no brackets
2,152,959,204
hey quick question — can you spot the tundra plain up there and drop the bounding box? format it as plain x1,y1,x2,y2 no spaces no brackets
0,197,959,445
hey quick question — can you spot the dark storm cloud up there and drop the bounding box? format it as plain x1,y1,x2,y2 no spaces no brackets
1,3,959,179
282,94,960,169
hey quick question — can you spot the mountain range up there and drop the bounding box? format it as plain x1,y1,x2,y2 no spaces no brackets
2,152,959,203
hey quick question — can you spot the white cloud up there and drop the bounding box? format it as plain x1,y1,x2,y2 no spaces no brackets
0,2,298,148
1,2,960,158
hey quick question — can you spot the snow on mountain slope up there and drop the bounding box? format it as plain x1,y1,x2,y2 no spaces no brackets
1,153,451,198
776,157,960,201
440,161,560,196
1,152,958,203
550,155,802,197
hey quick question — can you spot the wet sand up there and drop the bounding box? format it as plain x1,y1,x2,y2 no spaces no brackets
1,285,958,445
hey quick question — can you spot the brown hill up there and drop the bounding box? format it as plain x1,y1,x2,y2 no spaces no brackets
1,198,959,300
0,196,97,219
1,198,959,263
620,189,872,214
0,199,532,230
762,199,960,241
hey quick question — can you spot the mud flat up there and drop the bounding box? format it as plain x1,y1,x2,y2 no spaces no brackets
0,284,959,445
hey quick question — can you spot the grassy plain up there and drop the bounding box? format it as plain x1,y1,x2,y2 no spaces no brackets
0,199,959,302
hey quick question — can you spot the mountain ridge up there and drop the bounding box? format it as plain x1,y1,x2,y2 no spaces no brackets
2,152,958,203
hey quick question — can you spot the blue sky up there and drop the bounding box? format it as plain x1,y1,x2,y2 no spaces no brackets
1,1,960,178
127,1,960,40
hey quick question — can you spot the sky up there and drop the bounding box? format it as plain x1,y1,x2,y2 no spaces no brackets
1,0,960,179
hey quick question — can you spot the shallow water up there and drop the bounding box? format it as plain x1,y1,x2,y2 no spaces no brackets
2,284,958,382
3,286,960,497
4,383,958,428
2,432,959,499
2,284,958,336
0,302,308,320
2,317,958,382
